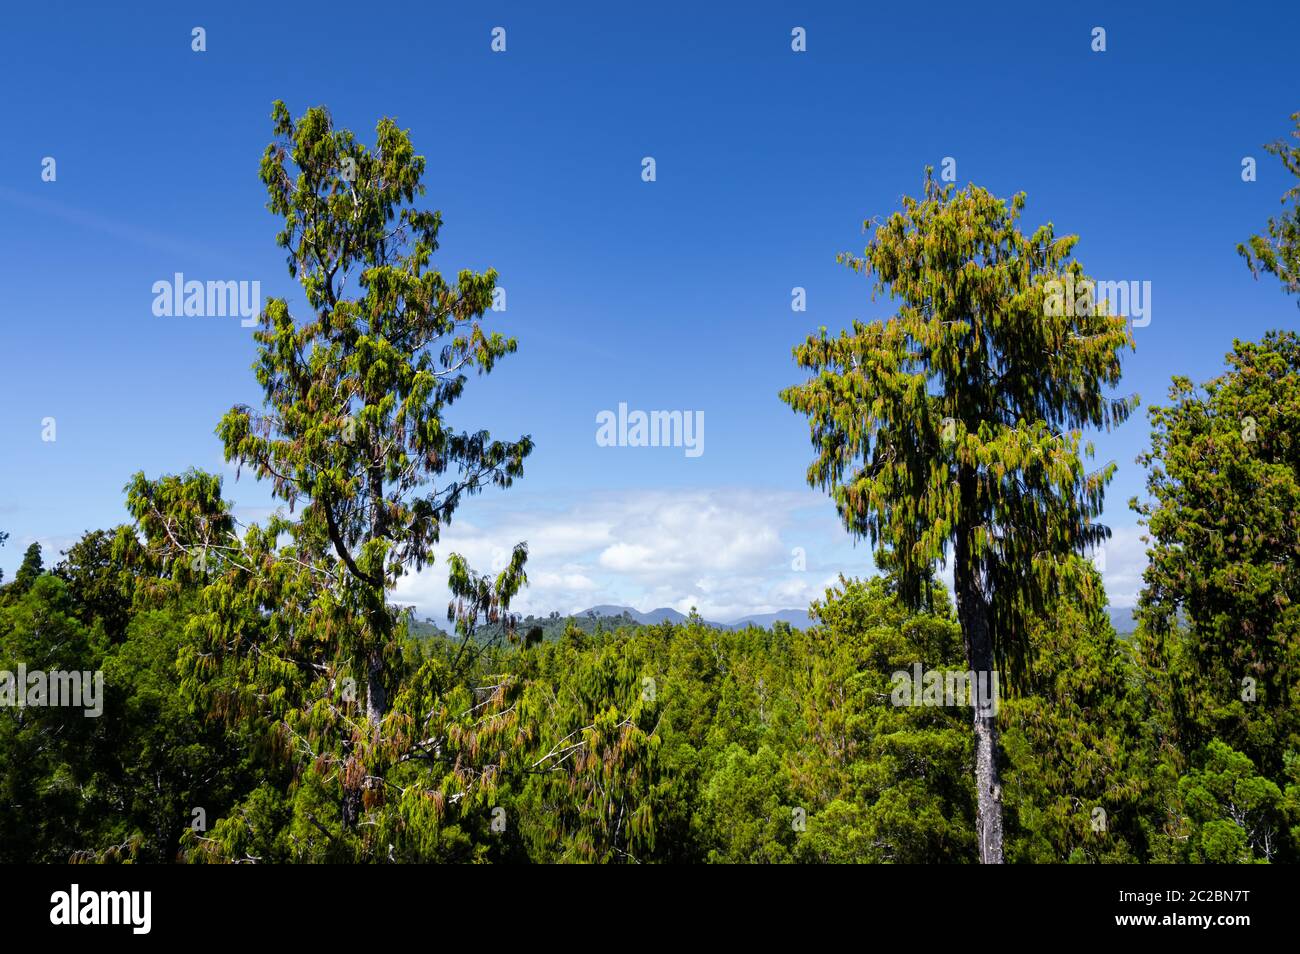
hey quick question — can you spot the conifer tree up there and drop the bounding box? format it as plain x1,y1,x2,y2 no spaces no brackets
1133,332,1300,781
780,172,1133,861
1239,111,1300,304
9,542,44,597
124,102,532,842
229,101,530,717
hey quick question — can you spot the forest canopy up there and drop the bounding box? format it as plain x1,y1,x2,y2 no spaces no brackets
2,106,1298,865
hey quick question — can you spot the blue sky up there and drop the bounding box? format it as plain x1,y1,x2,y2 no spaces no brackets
2,1,1297,618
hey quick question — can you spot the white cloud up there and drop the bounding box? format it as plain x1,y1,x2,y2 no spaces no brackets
390,487,865,621
349,491,1150,623
1094,524,1148,608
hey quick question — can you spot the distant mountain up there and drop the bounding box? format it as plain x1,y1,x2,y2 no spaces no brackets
577,604,814,632
1108,606,1137,635
412,603,1127,642
580,604,644,619
406,605,816,643
580,605,688,626
727,609,814,630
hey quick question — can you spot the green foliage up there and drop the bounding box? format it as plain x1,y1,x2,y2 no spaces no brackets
701,745,797,862
0,563,261,863
788,577,975,863
114,102,534,857
1133,332,1300,773
1129,330,1300,864
2,535,1296,864
1174,741,1294,863
1239,112,1300,303
5,107,1298,867
55,529,136,642
0,575,99,861
4,542,45,601
1000,562,1151,863
780,172,1132,683
780,172,1136,862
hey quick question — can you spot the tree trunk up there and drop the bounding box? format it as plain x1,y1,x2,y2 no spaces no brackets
365,648,386,723
971,669,1004,863
364,425,389,725
955,517,1004,864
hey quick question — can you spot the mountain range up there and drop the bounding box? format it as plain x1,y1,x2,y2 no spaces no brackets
1107,605,1137,635
577,604,814,631
410,603,1136,640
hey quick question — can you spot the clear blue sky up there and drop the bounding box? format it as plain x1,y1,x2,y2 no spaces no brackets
2,1,1297,618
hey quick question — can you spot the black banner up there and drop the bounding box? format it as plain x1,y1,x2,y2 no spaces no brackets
2,863,1279,941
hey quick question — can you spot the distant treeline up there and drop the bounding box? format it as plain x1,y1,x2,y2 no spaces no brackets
407,610,632,645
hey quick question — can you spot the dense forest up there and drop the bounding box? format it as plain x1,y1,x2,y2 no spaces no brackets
2,104,1298,863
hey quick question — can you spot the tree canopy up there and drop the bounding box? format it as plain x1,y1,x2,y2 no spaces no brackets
780,171,1134,861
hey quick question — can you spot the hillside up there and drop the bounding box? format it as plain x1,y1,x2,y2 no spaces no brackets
406,604,814,643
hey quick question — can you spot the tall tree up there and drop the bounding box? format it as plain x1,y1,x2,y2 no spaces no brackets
127,102,532,841
1239,111,1300,304
780,172,1133,862
1132,332,1300,776
229,100,531,723
6,542,44,598
55,529,136,642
